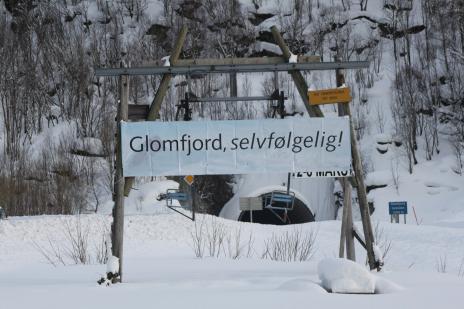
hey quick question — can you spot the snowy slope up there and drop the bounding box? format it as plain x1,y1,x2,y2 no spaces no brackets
1,213,464,309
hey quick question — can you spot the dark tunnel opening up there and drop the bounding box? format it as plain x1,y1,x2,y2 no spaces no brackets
238,195,315,225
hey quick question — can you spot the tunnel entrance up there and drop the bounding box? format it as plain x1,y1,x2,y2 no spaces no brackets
238,195,315,225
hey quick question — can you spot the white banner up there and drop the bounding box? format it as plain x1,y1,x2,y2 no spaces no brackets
121,117,351,177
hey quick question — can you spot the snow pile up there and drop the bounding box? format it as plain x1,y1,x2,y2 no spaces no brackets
318,258,375,294
288,53,298,63
73,137,105,157
374,276,404,294
106,256,119,274
365,170,391,187
252,41,282,55
375,133,393,145
161,56,170,67
98,255,120,286
278,279,327,293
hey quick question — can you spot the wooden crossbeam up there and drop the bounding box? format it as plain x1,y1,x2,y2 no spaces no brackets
143,55,321,66
95,61,368,76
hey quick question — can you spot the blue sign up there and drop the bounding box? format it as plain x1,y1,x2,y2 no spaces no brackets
389,201,407,215
166,192,188,201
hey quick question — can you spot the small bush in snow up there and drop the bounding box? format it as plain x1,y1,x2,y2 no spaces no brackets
373,222,392,263
62,217,91,264
33,216,109,266
223,226,253,260
205,217,226,258
458,258,464,277
190,218,206,258
451,139,464,175
189,216,255,260
436,255,447,273
32,238,66,267
95,226,110,264
261,227,317,262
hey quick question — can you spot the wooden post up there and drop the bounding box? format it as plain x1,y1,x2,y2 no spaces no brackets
343,179,356,261
112,74,129,282
347,102,377,269
344,88,377,269
339,196,346,257
124,26,188,197
270,26,324,118
230,72,237,97
336,66,356,262
335,66,374,266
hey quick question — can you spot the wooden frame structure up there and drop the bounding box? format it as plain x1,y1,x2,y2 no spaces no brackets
95,25,379,282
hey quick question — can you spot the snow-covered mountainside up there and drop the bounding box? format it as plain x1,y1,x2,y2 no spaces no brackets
0,0,461,220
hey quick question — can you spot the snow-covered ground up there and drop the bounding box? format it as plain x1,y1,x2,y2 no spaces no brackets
1,213,463,309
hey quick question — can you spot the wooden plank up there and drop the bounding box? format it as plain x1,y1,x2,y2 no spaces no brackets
270,26,324,118
309,87,351,105
112,74,129,282
128,104,149,120
143,55,321,67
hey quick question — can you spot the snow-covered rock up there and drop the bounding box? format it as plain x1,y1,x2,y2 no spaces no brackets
318,258,375,294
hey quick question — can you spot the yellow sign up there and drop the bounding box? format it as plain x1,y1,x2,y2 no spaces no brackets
184,175,194,186
308,87,351,105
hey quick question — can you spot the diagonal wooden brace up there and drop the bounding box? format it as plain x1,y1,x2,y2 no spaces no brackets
124,26,188,197
270,26,324,118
